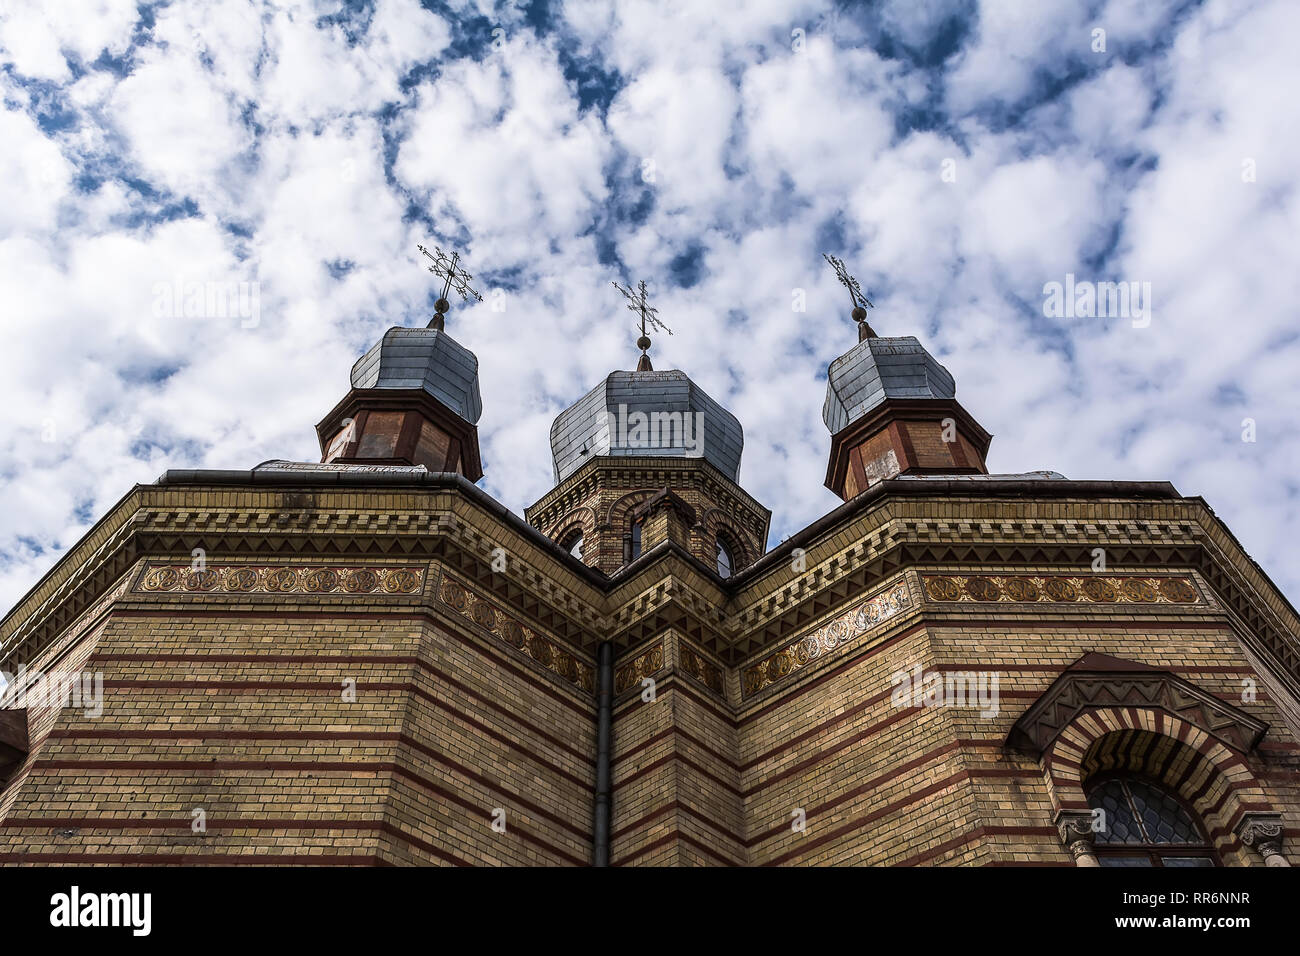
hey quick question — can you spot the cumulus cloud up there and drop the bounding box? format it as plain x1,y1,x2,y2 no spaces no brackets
0,0,1298,616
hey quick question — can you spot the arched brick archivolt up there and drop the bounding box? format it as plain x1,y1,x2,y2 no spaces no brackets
697,508,755,570
1007,653,1288,867
1043,715,1270,866
546,506,598,546
604,490,657,533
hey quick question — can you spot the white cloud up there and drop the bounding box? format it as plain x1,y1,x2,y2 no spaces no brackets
0,106,74,235
110,51,253,201
946,0,1091,112
2,0,1300,617
0,0,138,81
396,35,610,264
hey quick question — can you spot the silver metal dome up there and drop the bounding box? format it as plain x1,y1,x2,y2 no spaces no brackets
350,326,482,424
823,335,956,434
550,370,744,483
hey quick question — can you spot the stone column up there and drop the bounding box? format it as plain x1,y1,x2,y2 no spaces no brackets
1237,812,1289,867
1055,810,1100,867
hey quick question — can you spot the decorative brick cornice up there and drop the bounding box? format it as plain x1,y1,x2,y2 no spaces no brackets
6,481,1300,712
730,512,1208,639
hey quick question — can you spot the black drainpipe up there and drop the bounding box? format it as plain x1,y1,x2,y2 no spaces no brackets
593,640,614,866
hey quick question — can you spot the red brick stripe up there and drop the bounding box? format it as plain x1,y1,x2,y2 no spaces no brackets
613,725,740,773
106,608,597,714
0,852,386,865
614,674,736,727
19,759,589,864
614,751,742,798
744,741,964,847
82,651,595,762
609,800,747,850
49,729,404,741
759,769,1039,866
56,677,591,783
896,827,1060,867
0,818,476,866
408,688,592,787
612,830,738,867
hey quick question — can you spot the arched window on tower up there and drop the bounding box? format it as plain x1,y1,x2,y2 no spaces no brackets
559,529,584,561
629,519,643,561
1086,775,1217,867
715,535,735,579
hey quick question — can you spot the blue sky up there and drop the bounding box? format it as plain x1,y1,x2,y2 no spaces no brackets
0,0,1297,611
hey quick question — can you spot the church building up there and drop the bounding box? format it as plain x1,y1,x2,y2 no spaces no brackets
1,274,1297,867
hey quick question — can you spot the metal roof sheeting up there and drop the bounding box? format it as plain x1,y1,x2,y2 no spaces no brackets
350,326,483,423
822,335,956,434
549,370,744,483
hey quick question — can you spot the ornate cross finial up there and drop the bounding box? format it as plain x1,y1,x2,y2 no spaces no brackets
823,253,876,340
612,279,671,371
417,244,483,330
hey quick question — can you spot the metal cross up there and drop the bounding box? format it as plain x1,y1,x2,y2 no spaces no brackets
823,253,874,313
418,244,484,305
612,279,672,339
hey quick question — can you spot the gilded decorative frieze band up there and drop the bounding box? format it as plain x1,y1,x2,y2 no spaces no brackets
137,564,424,595
678,643,725,695
614,642,663,694
743,580,912,698
922,574,1199,605
437,573,595,693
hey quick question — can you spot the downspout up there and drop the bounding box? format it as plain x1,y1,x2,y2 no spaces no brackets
593,640,613,866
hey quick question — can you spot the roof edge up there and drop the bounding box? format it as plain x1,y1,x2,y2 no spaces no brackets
729,478,1182,586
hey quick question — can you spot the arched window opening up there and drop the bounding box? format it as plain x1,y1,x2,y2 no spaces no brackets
1086,775,1216,867
715,535,735,579
629,520,643,561
559,529,584,561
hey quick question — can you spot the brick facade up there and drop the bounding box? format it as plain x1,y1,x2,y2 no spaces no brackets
1,479,1298,866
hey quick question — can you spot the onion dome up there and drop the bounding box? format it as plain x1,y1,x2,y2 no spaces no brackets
823,335,956,434
350,326,482,424
549,370,744,483
316,325,484,482
821,332,990,500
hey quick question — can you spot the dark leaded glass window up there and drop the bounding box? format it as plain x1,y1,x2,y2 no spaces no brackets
1086,776,1216,867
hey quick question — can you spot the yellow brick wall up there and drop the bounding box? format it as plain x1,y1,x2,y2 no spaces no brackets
609,632,743,865
0,561,596,866
3,485,1299,868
